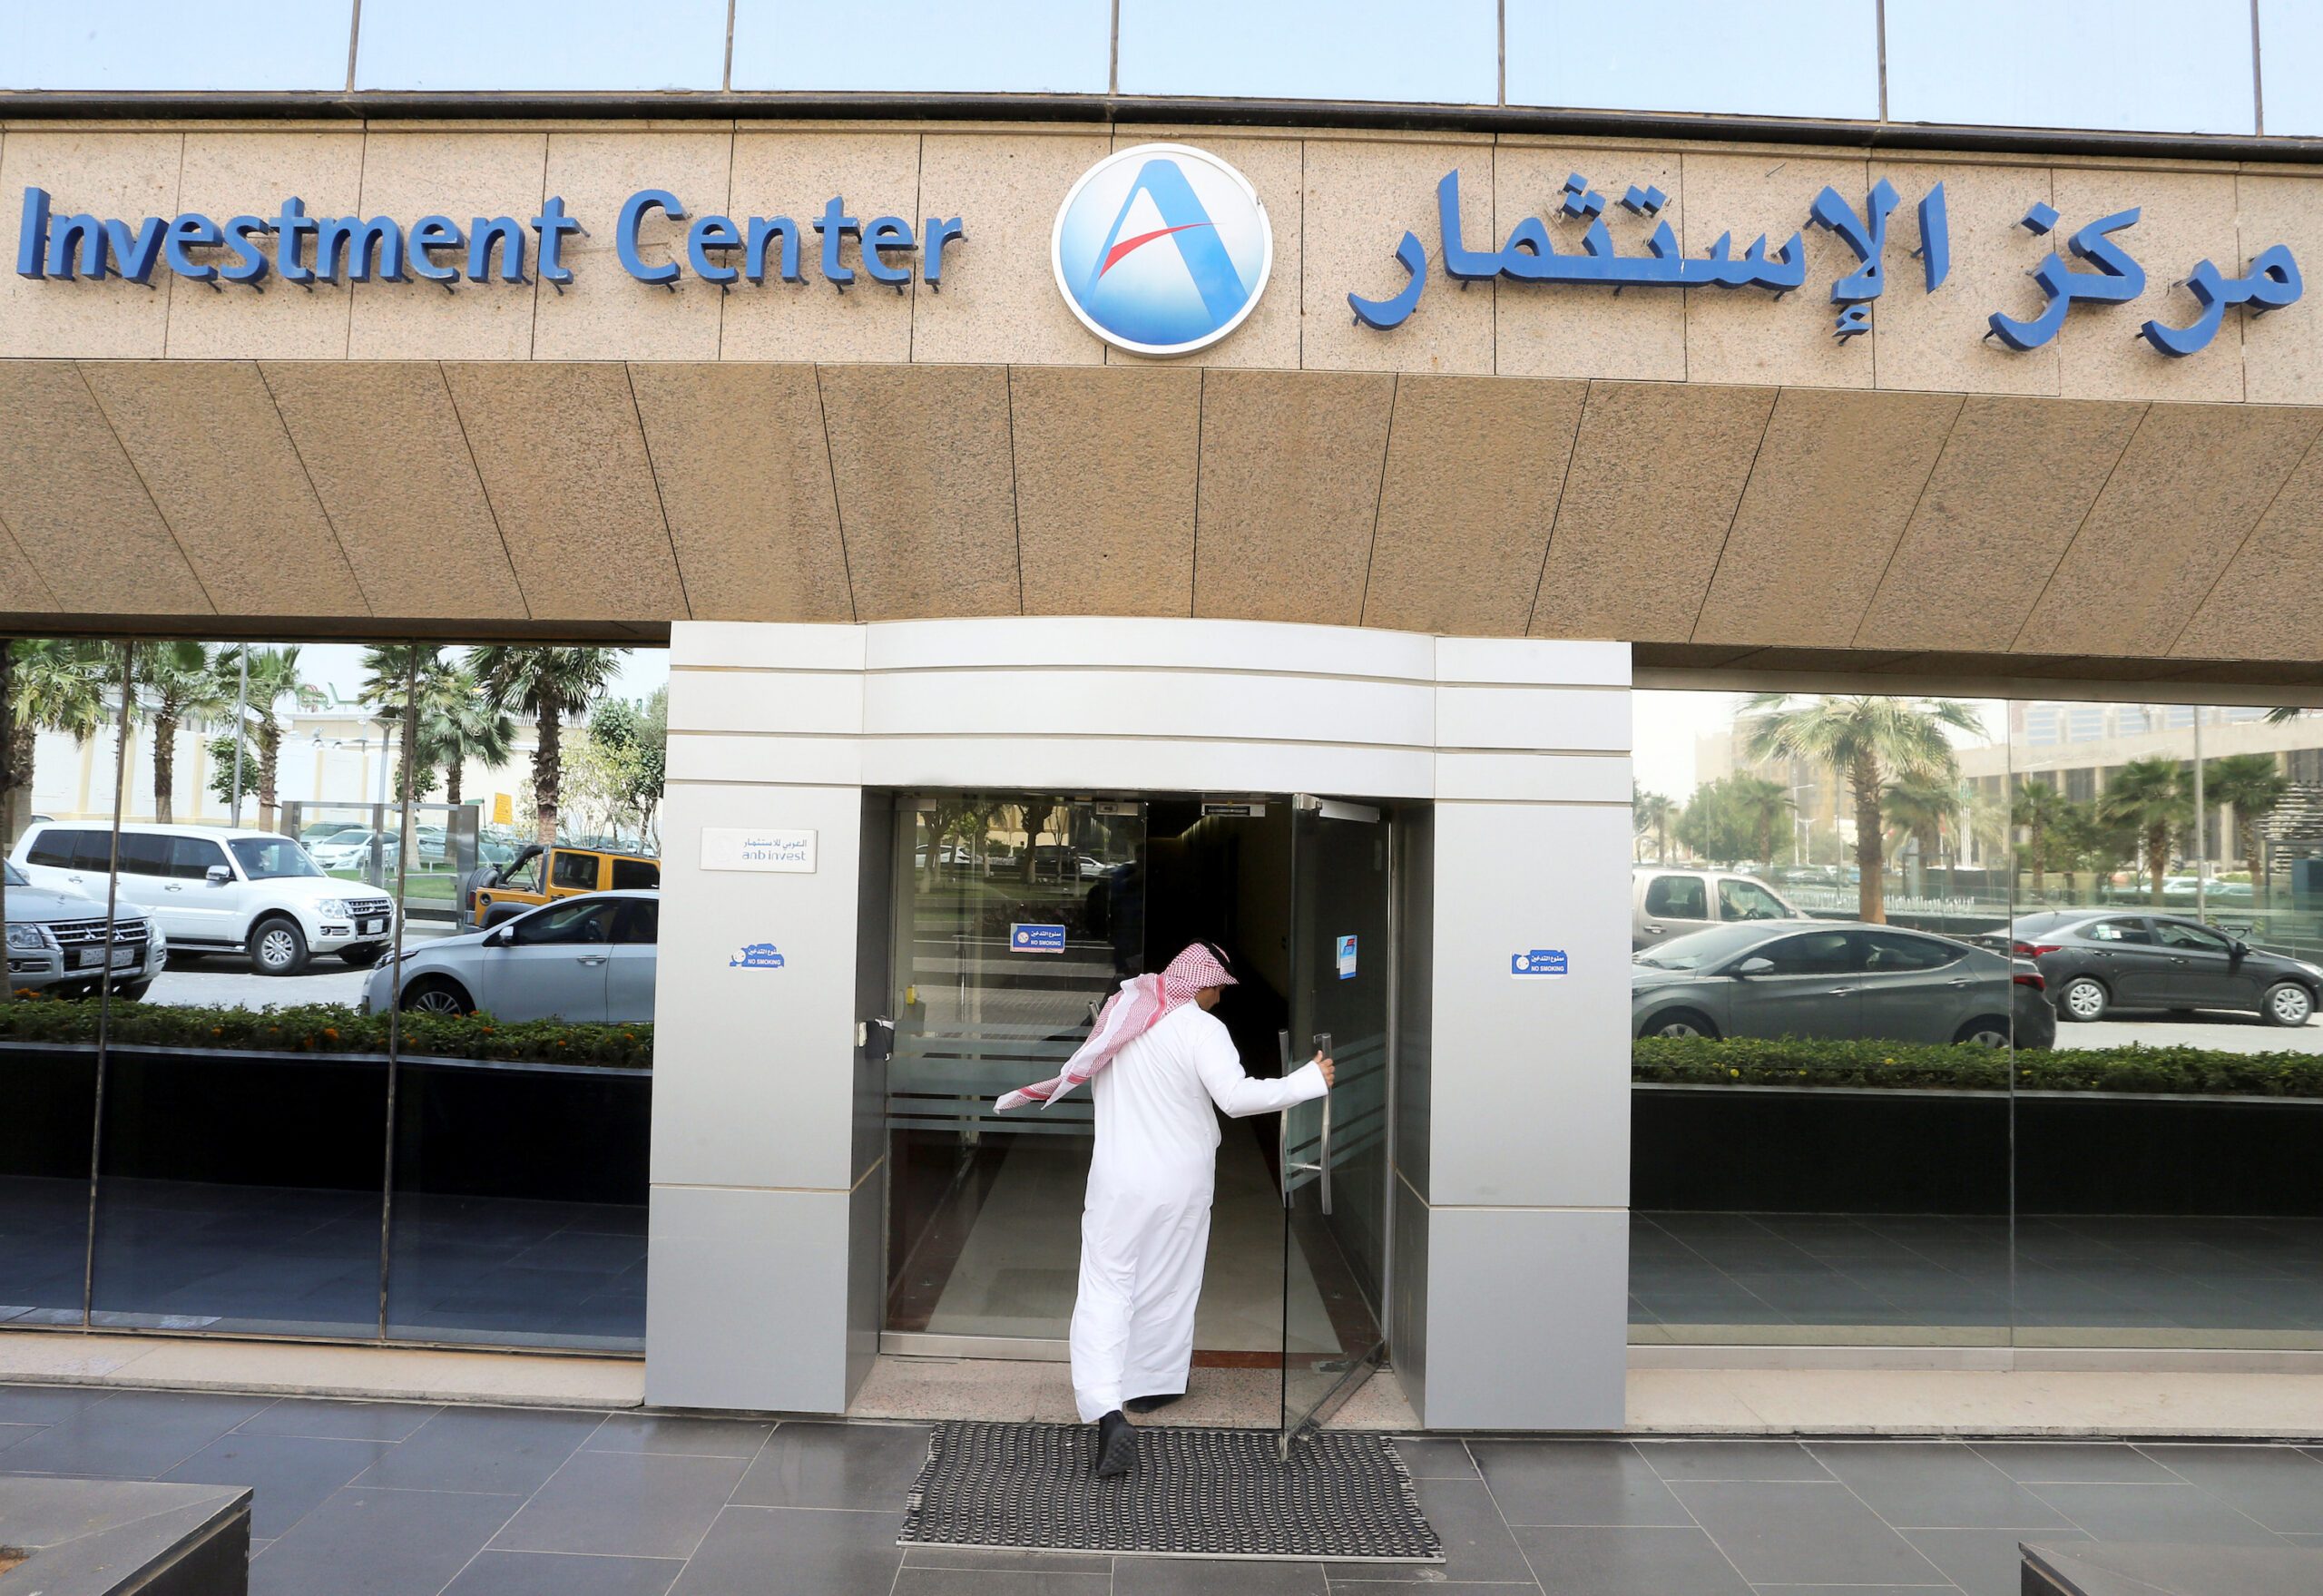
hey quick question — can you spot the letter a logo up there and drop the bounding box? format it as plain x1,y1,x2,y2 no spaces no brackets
1053,143,1272,357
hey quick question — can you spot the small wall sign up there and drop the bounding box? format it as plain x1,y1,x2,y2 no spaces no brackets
1337,935,1358,980
730,942,786,969
701,827,817,873
1512,948,1568,979
1011,923,1067,954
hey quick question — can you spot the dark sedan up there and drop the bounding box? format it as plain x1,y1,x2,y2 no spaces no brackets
2004,910,2323,1027
1633,920,2055,1049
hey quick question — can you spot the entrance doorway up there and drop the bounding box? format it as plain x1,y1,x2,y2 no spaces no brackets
879,792,1400,1445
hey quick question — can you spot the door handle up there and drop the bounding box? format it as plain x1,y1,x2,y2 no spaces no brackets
1826,986,1854,995
577,955,608,966
1947,977,1971,988
1643,923,1663,935
1314,1032,1334,1218
1277,1030,1322,1210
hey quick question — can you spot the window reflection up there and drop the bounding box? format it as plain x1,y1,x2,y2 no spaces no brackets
1,635,663,1351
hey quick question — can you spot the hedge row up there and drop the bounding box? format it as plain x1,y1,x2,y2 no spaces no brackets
7,997,2323,1099
0,996,652,1069
1632,1035,2323,1098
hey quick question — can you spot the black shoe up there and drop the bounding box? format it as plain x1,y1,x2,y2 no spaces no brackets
1093,1410,1136,1477
1124,1393,1183,1415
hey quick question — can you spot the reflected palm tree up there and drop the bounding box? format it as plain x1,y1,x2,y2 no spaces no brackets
1744,694,1985,925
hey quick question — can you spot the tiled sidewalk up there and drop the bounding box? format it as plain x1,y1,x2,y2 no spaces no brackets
4,1384,2323,1594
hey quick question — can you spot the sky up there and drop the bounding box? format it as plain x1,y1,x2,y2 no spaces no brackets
279,643,671,712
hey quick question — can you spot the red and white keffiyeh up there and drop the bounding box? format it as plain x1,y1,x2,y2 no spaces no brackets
995,942,1237,1112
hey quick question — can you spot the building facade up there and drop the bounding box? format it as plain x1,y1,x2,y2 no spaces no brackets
9,2,2323,1439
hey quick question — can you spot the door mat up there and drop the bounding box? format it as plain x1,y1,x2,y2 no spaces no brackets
898,1420,1443,1562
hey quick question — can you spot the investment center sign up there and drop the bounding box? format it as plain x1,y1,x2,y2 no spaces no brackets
12,142,2305,363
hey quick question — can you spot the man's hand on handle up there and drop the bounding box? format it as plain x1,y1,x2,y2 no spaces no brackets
1314,1052,1336,1088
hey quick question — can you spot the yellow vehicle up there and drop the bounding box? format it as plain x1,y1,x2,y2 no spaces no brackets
464,844,661,928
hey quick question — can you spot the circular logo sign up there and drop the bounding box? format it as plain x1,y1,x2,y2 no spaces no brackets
1051,142,1272,357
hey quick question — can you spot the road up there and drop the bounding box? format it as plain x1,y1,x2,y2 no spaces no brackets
2060,1009,2323,1053
143,923,459,1010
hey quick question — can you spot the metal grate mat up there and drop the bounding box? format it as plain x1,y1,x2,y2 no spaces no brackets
899,1420,1442,1562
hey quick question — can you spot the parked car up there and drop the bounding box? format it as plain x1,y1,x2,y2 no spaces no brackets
363,890,658,1023
12,822,394,976
2003,909,2322,1026
1632,867,1807,951
460,842,662,929
1632,920,2055,1049
5,857,165,1000
309,829,401,872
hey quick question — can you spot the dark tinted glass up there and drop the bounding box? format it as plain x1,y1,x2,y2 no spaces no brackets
610,858,658,889
512,898,620,945
617,898,659,944
168,836,227,880
551,852,598,890
1861,930,1960,971
114,833,170,876
1645,874,1706,917
1757,929,1855,974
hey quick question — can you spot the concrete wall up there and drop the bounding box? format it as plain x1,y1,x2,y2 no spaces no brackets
647,615,1632,1426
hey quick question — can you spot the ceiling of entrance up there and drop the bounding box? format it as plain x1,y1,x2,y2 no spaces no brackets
4,358,2321,693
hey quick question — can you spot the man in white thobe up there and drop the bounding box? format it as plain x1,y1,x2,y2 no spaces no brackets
1054,943,1330,1476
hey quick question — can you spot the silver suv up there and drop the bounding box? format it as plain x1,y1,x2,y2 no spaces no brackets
5,857,165,1000
1632,866,1805,951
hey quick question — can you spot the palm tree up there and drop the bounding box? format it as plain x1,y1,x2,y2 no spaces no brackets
2011,778,2070,888
2204,751,2290,901
1727,776,1794,869
214,645,324,832
1632,786,1676,864
1883,769,1959,897
1744,694,1985,924
468,647,619,847
422,668,515,812
2099,756,2192,906
126,641,226,826
5,639,112,842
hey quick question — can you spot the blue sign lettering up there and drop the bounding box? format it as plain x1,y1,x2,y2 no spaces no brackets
1347,169,2298,360
13,185,962,293
730,942,786,970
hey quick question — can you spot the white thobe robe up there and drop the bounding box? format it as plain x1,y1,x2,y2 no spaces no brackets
1069,1002,1328,1423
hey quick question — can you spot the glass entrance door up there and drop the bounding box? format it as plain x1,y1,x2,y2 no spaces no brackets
1280,794,1395,1450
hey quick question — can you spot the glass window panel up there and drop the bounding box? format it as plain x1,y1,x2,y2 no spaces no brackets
886,794,1154,1339
355,0,726,92
0,2,354,91
1117,0,1496,103
2011,698,2323,1351
1506,0,1878,119
1631,689,2012,1349
86,640,389,1338
3,638,121,1327
383,645,661,1350
731,0,1109,93
1887,0,2256,133
2259,0,2323,134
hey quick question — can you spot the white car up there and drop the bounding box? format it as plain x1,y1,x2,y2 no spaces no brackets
309,829,401,872
12,821,397,976
362,889,657,1023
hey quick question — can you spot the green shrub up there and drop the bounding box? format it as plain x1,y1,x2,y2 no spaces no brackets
0,994,652,1070
1632,1034,2323,1098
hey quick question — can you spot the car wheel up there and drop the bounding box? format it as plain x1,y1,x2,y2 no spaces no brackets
338,944,386,968
1642,1009,1719,1041
250,916,309,977
2058,975,2109,1022
2261,981,2315,1028
400,977,474,1016
1952,1015,2012,1048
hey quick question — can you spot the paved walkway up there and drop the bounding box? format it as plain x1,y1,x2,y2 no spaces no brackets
6,1384,2323,1594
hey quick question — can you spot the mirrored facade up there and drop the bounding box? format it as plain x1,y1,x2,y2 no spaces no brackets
1632,688,2323,1350
3,635,665,1351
